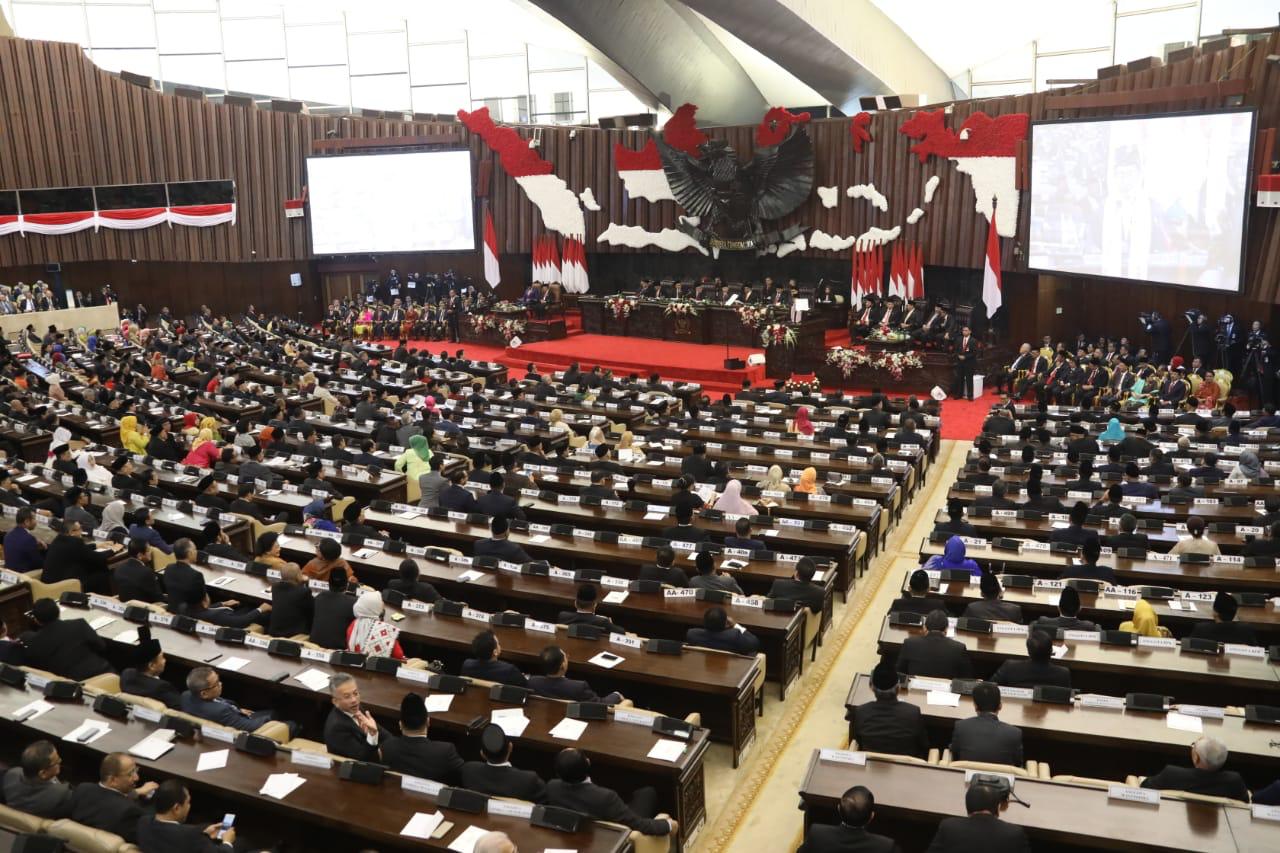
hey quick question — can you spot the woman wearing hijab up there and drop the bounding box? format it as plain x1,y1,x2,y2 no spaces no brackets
149,352,167,381
394,433,433,480
1230,449,1263,482
258,425,277,452
757,464,791,495
616,430,645,462
547,408,569,434
182,429,220,468
1099,418,1126,443
790,406,815,437
794,466,824,496
714,478,757,517
99,499,129,536
586,425,607,451
180,412,199,438
923,535,983,576
76,451,113,487
346,590,404,659
46,374,66,402
199,416,222,442
1118,598,1172,638
120,415,149,454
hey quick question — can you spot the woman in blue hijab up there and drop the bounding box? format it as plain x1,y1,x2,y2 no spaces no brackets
1099,418,1125,443
923,535,983,576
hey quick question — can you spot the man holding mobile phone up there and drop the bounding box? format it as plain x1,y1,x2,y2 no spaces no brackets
137,779,235,852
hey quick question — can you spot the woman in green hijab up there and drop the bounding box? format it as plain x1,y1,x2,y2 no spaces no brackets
395,433,433,480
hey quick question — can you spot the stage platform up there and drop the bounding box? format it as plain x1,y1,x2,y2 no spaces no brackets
514,332,768,390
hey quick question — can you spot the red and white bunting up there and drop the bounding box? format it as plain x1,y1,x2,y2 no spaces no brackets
0,204,236,236
561,237,589,294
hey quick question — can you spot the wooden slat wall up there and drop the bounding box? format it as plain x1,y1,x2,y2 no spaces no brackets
0,33,1276,313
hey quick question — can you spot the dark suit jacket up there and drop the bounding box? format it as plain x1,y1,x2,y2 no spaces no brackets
992,658,1071,689
799,824,900,853
638,563,688,587
461,657,528,687
162,561,206,610
179,692,271,732
1105,532,1151,551
121,667,181,707
889,595,949,617
113,558,163,603
269,581,314,637
473,537,532,562
962,600,1023,622
687,625,760,655
460,761,547,802
556,610,623,634
381,734,464,784
768,578,825,614
1031,615,1098,634
1140,764,1250,801
136,816,232,853
1,767,72,818
544,779,670,835
661,523,711,543
1189,620,1259,646
949,713,1024,766
851,696,929,759
475,490,525,521
895,632,973,679
927,814,1029,853
70,783,148,842
528,674,617,704
387,578,441,602
680,454,715,482
310,590,356,650
20,618,112,681
40,534,111,587
324,706,390,762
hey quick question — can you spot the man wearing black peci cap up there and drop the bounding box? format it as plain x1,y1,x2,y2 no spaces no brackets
961,574,1022,623
849,662,929,760
992,629,1072,689
894,610,972,679
889,569,947,617
556,584,623,633
120,626,180,708
473,515,531,563
1189,592,1259,646
933,499,976,538
193,474,229,512
1030,586,1098,634
460,724,548,802
381,693,464,785
386,558,441,603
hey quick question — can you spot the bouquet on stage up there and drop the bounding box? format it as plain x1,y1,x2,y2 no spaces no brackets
762,323,798,348
498,319,526,342
736,304,769,329
606,295,638,320
867,324,910,344
663,300,699,317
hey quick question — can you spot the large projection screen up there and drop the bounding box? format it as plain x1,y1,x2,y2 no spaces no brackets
1028,109,1254,292
306,150,475,254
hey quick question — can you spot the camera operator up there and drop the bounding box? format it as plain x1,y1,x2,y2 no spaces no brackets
1140,311,1170,365
1245,326,1273,407
1216,314,1241,373
1190,312,1214,364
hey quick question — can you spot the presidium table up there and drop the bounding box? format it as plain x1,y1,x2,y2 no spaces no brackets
579,296,828,379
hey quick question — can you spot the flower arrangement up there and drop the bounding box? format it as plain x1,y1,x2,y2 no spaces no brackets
736,304,769,329
469,314,498,334
867,325,911,344
491,301,523,313
761,323,797,348
664,300,699,318
606,295,638,320
498,319,526,342
784,376,822,394
825,346,923,380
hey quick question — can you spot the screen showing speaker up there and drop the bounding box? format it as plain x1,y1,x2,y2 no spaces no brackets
306,150,475,254
1028,109,1254,291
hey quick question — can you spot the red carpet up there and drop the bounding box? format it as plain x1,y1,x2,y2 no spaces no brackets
376,331,997,440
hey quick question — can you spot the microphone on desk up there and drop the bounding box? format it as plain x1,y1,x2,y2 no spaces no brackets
1008,789,1031,808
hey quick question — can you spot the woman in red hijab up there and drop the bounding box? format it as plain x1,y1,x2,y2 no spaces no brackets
258,425,276,451
792,406,815,436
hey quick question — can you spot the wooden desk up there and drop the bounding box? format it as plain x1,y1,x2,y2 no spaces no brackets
876,617,1280,705
0,682,629,852
798,751,1264,852
844,674,1280,787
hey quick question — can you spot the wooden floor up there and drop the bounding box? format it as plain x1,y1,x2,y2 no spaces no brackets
690,440,970,852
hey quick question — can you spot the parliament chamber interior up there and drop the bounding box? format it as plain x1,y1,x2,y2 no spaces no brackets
1,1,1279,851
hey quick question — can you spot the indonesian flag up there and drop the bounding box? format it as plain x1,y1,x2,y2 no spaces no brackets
982,211,1003,318
873,244,884,297
561,237,589,293
912,243,926,300
483,208,501,289
850,247,861,308
891,243,904,299
545,236,561,285
532,235,547,283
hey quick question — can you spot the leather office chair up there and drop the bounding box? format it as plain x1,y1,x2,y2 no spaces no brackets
23,569,81,602
329,496,355,524
944,753,1050,779
47,818,141,853
0,804,50,836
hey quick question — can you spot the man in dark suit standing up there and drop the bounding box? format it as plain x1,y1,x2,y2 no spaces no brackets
799,784,900,853
461,629,528,686
19,598,113,681
686,606,760,655
545,749,675,838
767,557,826,614
69,752,158,843
992,630,1071,689
894,610,973,679
850,663,929,759
381,693,464,784
136,780,235,852
310,571,356,650
1140,736,1249,801
949,682,1024,767
460,725,548,802
527,645,622,704
951,325,977,400
324,672,390,762
925,780,1029,853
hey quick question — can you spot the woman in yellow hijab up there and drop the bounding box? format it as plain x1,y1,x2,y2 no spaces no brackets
1119,598,1172,637
794,466,824,495
199,415,222,442
119,415,149,454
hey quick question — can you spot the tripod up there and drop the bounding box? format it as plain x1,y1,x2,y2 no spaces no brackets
1172,321,1193,364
